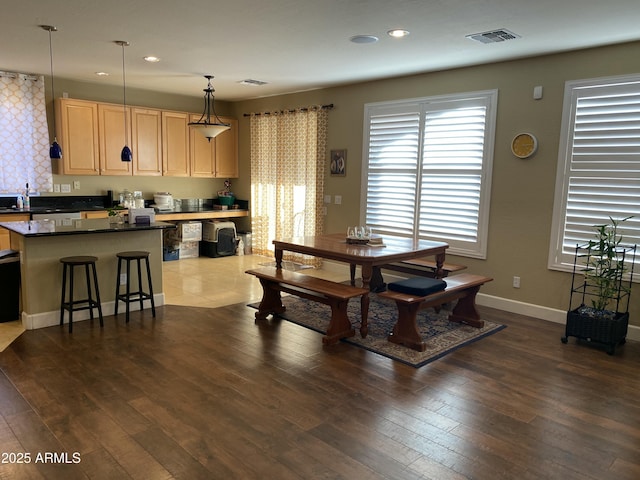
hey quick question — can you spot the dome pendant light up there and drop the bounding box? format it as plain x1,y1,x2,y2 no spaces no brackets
115,40,132,162
40,25,62,160
188,75,230,142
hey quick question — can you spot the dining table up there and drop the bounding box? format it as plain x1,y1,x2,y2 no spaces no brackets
272,232,449,337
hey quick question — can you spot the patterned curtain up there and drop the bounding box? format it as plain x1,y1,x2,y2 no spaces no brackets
0,72,53,193
250,107,327,265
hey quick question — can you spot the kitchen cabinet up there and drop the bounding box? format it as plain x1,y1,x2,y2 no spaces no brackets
189,115,238,178
131,108,162,176
55,98,100,175
0,214,30,250
162,111,190,176
98,104,133,176
56,98,237,178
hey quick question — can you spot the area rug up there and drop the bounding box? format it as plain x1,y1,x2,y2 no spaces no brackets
249,293,506,368
258,260,313,271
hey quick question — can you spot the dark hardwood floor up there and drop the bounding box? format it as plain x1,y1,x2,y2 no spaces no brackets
0,304,638,479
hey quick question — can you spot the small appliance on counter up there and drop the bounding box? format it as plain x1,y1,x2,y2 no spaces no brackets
152,192,173,211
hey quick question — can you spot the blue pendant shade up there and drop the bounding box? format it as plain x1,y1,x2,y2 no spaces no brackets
49,139,62,159
121,145,132,162
41,25,63,160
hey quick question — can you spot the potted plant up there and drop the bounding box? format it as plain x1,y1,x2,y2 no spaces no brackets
562,216,636,354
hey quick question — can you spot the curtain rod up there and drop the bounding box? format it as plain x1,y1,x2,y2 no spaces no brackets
243,103,334,117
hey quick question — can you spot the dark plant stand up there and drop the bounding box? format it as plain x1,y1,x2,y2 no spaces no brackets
562,308,629,355
562,244,636,355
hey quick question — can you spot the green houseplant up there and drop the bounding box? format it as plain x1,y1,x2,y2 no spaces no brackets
562,216,636,354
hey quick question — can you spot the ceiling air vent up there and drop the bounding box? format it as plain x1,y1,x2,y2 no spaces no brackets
466,29,521,44
240,79,268,86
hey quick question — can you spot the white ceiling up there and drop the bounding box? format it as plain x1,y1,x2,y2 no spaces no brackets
3,0,640,102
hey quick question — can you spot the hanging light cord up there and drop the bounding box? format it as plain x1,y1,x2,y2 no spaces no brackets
121,42,128,146
47,27,57,140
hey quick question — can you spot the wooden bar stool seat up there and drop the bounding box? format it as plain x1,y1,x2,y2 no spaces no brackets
115,251,155,323
60,255,103,333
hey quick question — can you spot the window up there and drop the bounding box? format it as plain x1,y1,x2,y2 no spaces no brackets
361,90,497,258
549,74,640,271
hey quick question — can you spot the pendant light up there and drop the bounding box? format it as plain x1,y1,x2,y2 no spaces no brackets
40,25,62,159
115,40,132,162
188,75,230,142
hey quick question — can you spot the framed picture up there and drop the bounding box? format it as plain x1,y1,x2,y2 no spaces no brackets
330,149,346,176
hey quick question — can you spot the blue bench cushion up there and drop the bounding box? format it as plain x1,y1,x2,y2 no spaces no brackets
387,277,447,296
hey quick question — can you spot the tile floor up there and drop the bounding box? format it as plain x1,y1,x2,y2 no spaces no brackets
0,254,351,351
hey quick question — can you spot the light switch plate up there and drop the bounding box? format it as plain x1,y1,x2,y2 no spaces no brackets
334,195,342,205
61,184,71,193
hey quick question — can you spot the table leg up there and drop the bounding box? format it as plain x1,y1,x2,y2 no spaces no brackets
349,263,356,286
360,293,370,338
275,248,283,269
434,252,446,278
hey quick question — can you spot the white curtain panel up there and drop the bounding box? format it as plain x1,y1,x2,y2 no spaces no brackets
0,72,53,194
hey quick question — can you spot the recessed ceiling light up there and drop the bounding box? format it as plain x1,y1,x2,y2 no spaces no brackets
144,56,160,62
350,35,379,44
95,72,109,76
387,29,410,38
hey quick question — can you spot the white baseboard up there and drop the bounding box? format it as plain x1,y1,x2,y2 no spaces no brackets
23,294,165,330
320,260,640,342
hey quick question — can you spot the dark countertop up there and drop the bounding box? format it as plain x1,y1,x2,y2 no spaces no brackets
0,218,176,238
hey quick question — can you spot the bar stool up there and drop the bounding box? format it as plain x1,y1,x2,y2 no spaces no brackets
114,251,156,323
60,256,104,333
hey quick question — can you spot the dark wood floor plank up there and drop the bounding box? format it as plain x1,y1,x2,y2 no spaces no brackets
0,303,638,479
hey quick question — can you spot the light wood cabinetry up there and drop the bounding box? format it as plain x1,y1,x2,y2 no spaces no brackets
56,98,237,178
162,111,190,176
98,104,132,176
55,99,100,175
189,115,239,178
0,214,30,250
82,211,109,219
131,108,162,176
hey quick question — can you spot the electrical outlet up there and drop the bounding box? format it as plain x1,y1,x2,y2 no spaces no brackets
61,184,71,193
53,184,60,193
334,195,342,205
321,206,327,215
73,181,80,190
324,195,331,204
119,273,127,285
513,276,521,288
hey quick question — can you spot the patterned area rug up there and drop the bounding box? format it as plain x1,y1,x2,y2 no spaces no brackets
250,293,505,368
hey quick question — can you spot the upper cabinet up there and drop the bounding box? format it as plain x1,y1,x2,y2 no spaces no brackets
215,116,239,178
55,98,237,177
98,103,132,176
55,98,100,175
131,107,162,176
189,114,239,178
162,111,190,176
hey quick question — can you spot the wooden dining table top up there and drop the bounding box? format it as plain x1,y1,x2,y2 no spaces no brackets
272,232,449,265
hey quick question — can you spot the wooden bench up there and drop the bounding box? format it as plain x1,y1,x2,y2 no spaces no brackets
245,267,369,345
377,273,493,352
382,258,467,278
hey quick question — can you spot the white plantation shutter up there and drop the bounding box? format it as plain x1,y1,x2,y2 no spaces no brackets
549,75,640,270
362,91,497,258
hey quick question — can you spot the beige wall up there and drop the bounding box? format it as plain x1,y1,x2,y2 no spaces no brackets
231,41,640,327
45,41,640,327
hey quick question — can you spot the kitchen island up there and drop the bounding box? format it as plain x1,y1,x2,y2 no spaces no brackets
0,218,175,330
